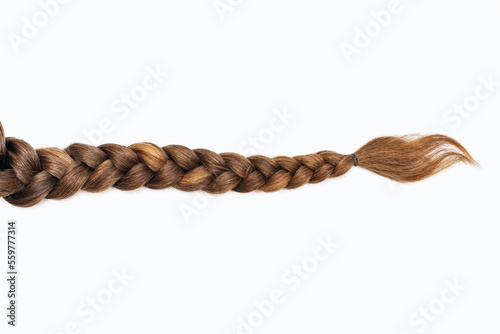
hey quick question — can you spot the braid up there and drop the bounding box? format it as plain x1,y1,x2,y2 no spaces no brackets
0,122,477,207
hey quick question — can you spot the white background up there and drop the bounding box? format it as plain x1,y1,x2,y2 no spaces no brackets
0,0,499,333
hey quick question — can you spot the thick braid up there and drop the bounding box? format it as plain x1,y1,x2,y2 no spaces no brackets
0,123,352,207
0,122,477,207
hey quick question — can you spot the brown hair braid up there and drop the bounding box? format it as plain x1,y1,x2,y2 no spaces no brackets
0,122,477,207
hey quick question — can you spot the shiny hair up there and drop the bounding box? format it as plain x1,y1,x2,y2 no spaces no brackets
0,122,477,207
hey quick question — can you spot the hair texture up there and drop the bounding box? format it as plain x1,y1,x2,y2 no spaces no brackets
0,122,477,207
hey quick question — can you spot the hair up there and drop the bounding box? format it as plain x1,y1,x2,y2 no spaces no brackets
0,122,477,207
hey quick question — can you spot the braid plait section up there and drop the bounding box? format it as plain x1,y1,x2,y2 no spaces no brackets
0,122,478,207
0,124,353,207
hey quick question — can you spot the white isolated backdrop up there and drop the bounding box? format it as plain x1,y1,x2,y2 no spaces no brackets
0,0,499,333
